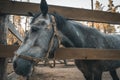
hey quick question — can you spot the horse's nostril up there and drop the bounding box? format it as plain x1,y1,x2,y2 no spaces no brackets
13,61,17,69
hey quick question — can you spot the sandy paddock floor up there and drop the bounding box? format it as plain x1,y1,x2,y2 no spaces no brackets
7,61,120,80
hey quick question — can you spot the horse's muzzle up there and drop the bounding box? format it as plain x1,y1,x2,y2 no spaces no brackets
13,58,33,77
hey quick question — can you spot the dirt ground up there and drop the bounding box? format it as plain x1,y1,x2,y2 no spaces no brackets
7,61,120,80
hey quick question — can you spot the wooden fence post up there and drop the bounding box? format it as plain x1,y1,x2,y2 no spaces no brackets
0,15,8,80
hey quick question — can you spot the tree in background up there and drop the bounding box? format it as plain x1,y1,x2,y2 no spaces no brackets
88,0,116,33
7,0,30,45
7,15,24,45
107,0,120,13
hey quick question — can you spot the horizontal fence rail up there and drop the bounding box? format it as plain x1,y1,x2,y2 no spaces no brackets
55,48,120,60
0,45,19,58
0,1,120,24
0,45,120,60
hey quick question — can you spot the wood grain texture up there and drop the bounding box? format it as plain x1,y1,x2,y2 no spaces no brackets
0,1,120,24
0,45,120,60
55,48,120,60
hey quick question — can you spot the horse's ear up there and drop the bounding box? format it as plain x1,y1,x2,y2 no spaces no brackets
40,0,48,17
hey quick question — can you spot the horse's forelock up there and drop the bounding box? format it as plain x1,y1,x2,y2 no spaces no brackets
30,13,41,24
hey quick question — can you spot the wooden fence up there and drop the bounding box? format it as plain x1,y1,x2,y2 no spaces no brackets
0,0,120,60
0,0,120,80
0,0,120,24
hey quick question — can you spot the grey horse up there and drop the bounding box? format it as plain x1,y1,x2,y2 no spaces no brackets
13,0,120,80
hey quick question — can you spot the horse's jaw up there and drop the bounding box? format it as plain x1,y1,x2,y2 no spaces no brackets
13,57,34,77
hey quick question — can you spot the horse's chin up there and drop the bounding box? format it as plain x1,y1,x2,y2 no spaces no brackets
13,58,34,77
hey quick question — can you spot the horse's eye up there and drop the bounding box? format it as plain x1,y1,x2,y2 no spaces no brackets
41,21,46,25
31,27,39,32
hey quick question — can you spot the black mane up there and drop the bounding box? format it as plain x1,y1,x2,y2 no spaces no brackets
52,13,67,30
30,13,41,24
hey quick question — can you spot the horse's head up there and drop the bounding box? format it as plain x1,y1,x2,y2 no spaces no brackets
13,0,59,77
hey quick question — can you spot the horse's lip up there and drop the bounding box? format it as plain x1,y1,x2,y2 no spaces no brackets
14,69,25,77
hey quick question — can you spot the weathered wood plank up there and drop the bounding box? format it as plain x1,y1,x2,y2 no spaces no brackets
0,1,120,24
55,48,120,60
0,45,120,60
0,45,19,58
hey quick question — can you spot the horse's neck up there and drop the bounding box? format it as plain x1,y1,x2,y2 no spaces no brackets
59,31,74,47
59,21,85,48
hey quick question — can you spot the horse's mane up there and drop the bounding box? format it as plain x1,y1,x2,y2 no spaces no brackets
52,13,104,37
52,13,67,30
51,13,120,49
30,12,41,24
